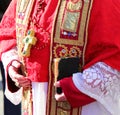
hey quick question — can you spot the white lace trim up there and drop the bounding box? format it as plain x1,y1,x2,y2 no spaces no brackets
1,48,22,105
73,62,120,115
1,47,20,68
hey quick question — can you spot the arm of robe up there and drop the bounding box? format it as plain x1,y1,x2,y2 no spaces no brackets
1,48,22,105
0,0,21,105
0,0,17,60
60,77,95,107
60,62,120,115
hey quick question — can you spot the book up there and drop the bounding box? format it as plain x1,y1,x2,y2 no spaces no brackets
54,57,80,94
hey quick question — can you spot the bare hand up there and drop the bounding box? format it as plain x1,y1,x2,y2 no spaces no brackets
8,60,31,88
54,81,67,101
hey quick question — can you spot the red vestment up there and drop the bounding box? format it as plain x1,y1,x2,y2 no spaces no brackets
1,0,120,108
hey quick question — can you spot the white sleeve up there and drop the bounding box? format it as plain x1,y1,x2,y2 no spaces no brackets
1,47,22,105
1,47,19,68
72,62,120,115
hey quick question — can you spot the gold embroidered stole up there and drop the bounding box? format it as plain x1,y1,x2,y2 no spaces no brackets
47,0,93,115
16,0,35,56
16,0,35,115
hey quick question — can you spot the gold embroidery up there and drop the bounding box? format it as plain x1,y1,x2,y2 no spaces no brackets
67,0,82,11
16,1,35,115
53,0,90,46
53,44,81,57
53,44,68,58
62,0,82,33
57,101,71,115
69,46,81,57
18,0,30,13
47,0,94,115
62,12,80,32
16,0,35,56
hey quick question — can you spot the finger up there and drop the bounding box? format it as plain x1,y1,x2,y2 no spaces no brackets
15,79,31,88
11,60,21,68
54,81,61,87
9,65,20,76
17,78,31,84
8,66,19,82
19,81,31,88
15,81,31,88
8,66,25,82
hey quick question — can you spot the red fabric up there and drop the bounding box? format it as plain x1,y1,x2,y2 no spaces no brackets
0,0,16,60
84,0,120,70
0,0,16,40
59,0,120,107
24,0,58,82
0,39,16,60
0,0,58,82
60,77,95,107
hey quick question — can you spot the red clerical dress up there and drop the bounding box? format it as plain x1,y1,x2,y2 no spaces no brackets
1,0,120,115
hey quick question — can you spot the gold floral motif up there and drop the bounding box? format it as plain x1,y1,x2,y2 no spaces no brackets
53,44,81,58
57,101,71,115
69,46,81,57
53,44,68,58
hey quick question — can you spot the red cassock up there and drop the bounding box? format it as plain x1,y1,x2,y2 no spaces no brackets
0,0,120,107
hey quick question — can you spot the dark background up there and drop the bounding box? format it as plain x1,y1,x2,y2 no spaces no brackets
0,0,21,115
0,0,11,20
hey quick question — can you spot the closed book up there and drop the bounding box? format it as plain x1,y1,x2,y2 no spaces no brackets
54,57,80,94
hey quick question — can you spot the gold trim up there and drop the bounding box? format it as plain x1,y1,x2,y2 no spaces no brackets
79,1,90,44
67,0,82,11
16,0,35,57
54,0,90,46
16,1,35,115
16,0,34,27
82,0,94,66
17,0,30,13
47,0,62,114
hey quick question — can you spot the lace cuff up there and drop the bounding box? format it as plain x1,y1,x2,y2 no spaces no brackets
73,62,120,115
1,48,22,105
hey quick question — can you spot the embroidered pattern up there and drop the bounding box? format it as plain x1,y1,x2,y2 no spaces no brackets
69,46,81,57
52,0,91,61
73,62,120,115
83,63,120,95
62,0,82,32
53,44,68,57
53,44,81,57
